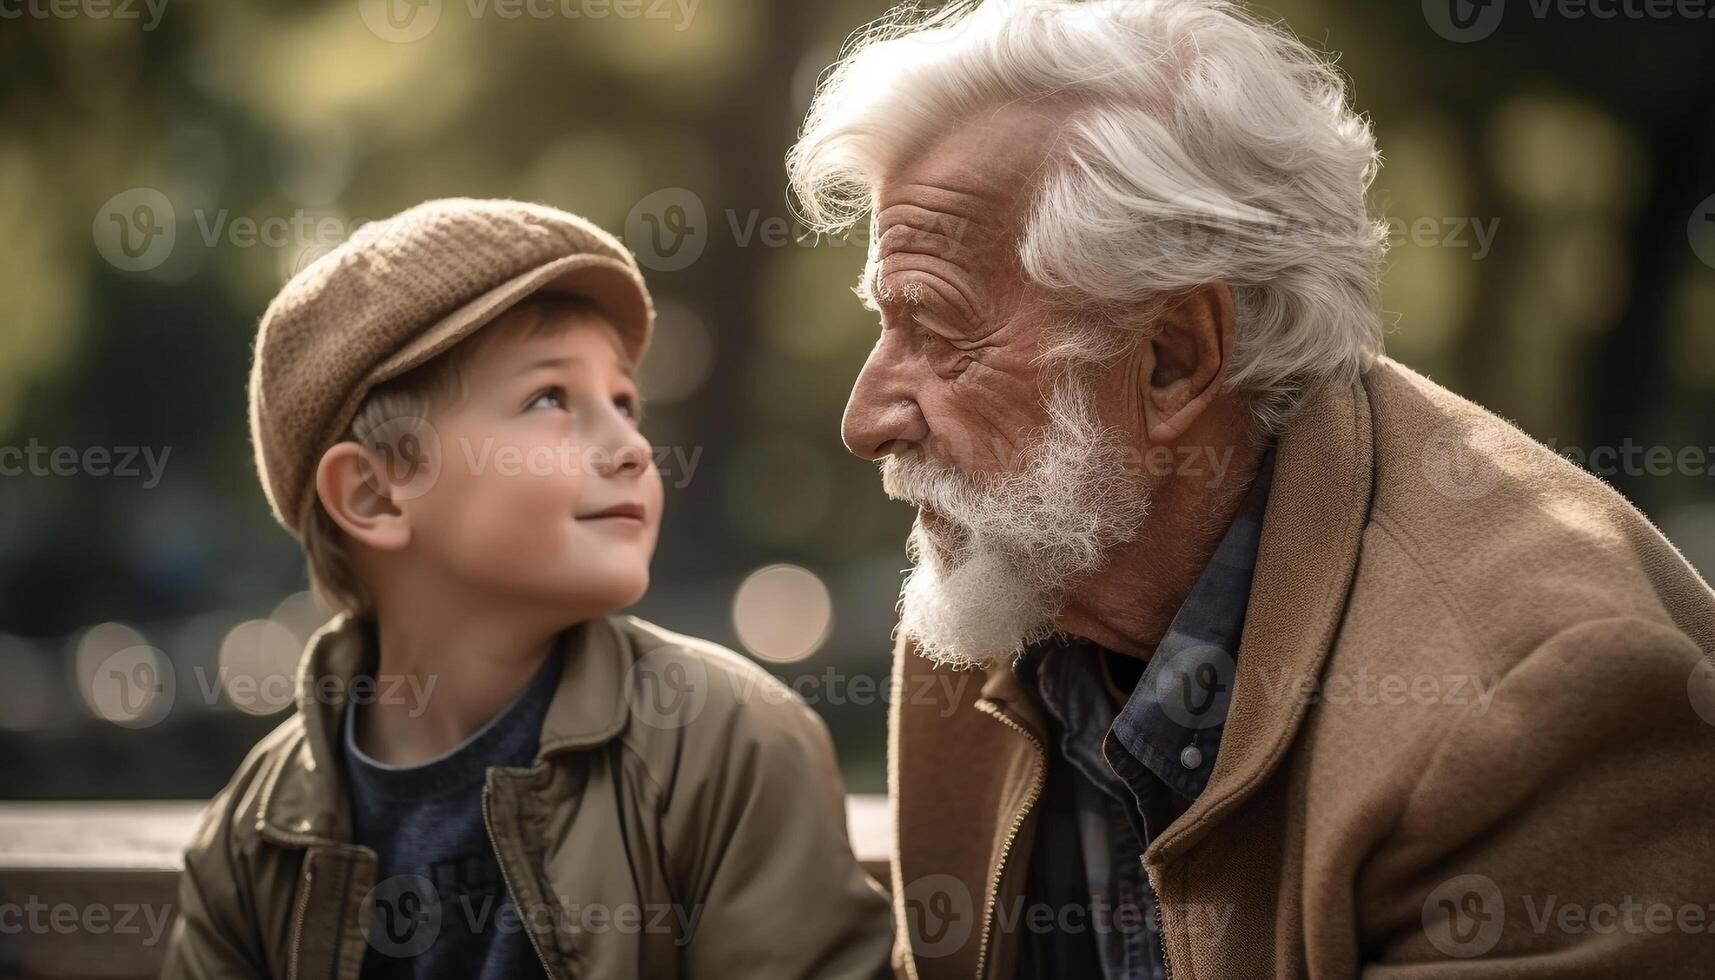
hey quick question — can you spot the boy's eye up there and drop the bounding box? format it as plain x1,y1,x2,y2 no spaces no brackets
526,387,566,412
615,394,643,424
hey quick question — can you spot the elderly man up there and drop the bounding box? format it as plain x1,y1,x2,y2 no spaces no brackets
787,1,1715,977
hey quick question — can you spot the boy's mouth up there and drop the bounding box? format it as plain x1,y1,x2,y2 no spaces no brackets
577,502,647,528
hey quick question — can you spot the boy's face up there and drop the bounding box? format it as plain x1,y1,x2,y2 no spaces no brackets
398,308,662,614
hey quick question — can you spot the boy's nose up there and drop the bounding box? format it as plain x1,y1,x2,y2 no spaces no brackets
594,423,652,479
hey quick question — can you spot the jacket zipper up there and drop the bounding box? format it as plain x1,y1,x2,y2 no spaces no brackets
286,853,355,980
971,700,1047,980
289,863,313,980
324,856,353,980
482,784,560,980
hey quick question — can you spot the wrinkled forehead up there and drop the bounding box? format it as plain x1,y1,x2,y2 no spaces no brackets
868,102,1071,279
881,101,1067,204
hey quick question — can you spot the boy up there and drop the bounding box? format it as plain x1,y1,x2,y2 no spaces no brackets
161,199,894,979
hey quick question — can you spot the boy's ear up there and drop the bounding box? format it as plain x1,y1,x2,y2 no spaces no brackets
314,442,412,552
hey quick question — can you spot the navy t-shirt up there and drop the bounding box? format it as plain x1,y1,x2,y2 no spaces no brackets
342,640,565,980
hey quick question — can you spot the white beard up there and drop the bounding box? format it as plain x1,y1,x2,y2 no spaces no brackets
882,372,1153,670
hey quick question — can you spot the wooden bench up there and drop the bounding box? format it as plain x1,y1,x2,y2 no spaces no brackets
0,797,893,979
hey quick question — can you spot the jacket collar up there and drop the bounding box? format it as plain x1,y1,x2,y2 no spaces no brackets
1144,367,1372,863
255,612,636,848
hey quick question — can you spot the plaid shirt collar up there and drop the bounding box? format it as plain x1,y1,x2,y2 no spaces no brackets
1023,440,1277,804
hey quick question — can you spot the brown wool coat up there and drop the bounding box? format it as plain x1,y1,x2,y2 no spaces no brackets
888,356,1715,979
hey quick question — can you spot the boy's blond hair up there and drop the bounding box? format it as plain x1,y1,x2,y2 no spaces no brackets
302,292,608,620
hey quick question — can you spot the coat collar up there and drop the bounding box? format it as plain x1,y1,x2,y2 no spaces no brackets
1142,365,1373,863
254,612,636,848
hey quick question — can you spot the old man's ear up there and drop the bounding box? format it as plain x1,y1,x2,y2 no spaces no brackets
1140,282,1235,444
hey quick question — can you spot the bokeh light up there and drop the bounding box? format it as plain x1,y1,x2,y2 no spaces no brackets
732,563,833,664
218,618,301,717
73,622,174,728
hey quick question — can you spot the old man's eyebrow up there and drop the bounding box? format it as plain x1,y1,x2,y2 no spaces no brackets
857,266,928,313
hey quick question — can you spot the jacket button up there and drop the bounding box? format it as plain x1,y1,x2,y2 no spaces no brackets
1179,744,1203,769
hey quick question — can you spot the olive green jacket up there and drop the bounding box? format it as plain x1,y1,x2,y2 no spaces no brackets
888,356,1715,979
160,613,894,980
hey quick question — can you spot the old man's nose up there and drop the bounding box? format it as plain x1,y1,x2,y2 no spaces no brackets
842,372,928,460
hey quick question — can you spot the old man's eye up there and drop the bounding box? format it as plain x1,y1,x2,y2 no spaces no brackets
912,321,975,380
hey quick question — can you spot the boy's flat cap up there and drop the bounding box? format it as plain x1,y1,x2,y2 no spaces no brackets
247,198,654,538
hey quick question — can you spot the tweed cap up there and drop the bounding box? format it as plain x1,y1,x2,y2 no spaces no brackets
247,198,655,538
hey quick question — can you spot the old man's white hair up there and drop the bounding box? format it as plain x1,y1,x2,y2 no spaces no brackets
788,0,1390,666
788,0,1389,433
